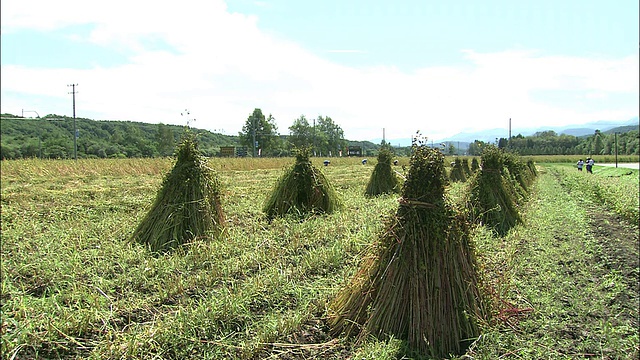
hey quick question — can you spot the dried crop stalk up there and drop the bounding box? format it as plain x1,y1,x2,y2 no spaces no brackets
131,132,225,253
263,147,341,219
330,145,483,358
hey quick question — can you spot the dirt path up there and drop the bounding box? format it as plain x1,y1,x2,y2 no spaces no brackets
588,207,639,329
546,166,640,357
598,162,640,169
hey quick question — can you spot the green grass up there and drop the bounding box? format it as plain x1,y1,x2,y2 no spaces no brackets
524,155,639,163
1,158,638,359
544,163,639,224
469,166,638,358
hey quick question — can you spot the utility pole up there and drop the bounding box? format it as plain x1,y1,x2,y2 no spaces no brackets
252,117,257,157
615,132,618,168
68,84,78,160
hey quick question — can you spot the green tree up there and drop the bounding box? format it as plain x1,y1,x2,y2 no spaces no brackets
20,139,40,158
468,140,485,156
43,137,71,159
0,143,20,159
288,115,313,150
625,131,639,154
110,129,124,145
156,123,175,156
240,109,279,157
288,115,346,156
316,115,347,156
87,143,107,158
448,143,456,156
593,130,604,155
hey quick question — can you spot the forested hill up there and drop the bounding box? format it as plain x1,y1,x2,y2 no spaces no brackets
0,114,382,159
0,114,240,159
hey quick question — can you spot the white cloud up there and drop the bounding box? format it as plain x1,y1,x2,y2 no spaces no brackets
1,1,638,141
326,50,366,53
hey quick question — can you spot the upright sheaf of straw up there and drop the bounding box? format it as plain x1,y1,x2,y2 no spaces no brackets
263,148,341,219
364,147,400,197
468,145,523,236
330,146,482,358
462,158,472,177
450,157,467,183
471,157,480,172
130,133,225,253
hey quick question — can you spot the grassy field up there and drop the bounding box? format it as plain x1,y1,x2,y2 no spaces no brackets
1,157,638,359
523,155,639,164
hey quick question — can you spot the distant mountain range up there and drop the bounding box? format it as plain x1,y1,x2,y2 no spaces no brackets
376,117,639,148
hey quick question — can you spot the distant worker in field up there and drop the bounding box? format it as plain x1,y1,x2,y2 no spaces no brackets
586,157,595,174
576,159,584,171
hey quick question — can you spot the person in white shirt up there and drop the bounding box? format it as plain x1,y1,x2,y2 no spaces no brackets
586,157,595,173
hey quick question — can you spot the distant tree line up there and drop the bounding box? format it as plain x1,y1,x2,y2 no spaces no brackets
0,114,237,160
466,128,639,156
0,111,377,160
7,111,631,160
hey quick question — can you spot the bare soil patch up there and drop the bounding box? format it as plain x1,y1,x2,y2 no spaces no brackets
588,207,639,329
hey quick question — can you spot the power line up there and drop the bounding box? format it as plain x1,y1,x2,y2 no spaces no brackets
22,110,40,118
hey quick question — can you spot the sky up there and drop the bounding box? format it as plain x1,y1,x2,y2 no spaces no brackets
1,0,638,142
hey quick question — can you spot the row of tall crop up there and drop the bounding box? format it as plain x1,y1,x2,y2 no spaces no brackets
365,145,537,237
130,133,538,358
329,143,539,358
